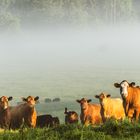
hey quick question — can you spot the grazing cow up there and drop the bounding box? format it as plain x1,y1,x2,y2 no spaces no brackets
36,115,60,128
64,108,78,124
114,80,140,121
95,93,125,122
76,98,102,126
9,96,39,129
0,96,13,129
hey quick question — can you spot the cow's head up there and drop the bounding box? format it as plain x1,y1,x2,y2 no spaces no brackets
76,98,92,110
22,96,39,106
95,92,111,106
114,80,135,98
64,108,78,122
0,96,13,110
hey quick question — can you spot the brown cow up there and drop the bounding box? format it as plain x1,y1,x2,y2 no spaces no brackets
76,98,102,126
64,108,78,124
0,96,13,129
114,80,140,121
95,93,125,122
36,115,60,128
9,96,39,129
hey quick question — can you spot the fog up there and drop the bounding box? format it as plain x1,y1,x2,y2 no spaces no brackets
1,0,140,100
1,25,140,72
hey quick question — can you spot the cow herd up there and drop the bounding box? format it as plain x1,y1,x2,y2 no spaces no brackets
0,80,140,130
76,80,140,126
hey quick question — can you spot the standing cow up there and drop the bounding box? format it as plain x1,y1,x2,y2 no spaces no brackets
64,108,78,124
9,96,39,129
76,98,102,126
0,96,13,129
114,80,140,121
95,93,125,122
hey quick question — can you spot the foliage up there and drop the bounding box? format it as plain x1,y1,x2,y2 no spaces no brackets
0,12,20,32
0,0,136,31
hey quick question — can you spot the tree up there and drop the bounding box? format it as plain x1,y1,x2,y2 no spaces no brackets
0,0,20,32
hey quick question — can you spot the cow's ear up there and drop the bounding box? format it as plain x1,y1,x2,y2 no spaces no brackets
95,95,99,98
76,100,81,103
87,99,92,103
22,97,27,102
34,96,39,101
114,83,120,88
130,82,135,87
8,96,13,101
106,94,111,98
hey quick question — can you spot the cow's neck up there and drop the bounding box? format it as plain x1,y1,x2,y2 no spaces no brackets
81,105,89,115
126,87,134,102
81,105,89,122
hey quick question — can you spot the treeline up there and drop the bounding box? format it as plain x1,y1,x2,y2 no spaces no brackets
0,0,136,31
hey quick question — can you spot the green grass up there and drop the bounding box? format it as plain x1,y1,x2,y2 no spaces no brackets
0,120,140,140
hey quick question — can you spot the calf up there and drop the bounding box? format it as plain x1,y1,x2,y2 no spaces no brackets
36,115,59,128
0,96,12,129
64,108,78,124
95,92,125,122
10,96,39,129
77,98,102,126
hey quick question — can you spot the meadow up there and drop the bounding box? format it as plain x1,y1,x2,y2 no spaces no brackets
0,119,140,140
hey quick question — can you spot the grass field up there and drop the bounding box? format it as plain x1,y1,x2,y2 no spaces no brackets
0,119,140,140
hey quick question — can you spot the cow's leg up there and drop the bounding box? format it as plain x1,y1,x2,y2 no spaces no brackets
125,103,129,116
135,111,139,122
127,108,134,122
135,109,140,122
84,119,90,126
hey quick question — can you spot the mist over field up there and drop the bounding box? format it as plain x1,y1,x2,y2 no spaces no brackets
1,26,140,100
1,0,140,121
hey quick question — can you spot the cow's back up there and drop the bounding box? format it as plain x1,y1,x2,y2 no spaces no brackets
36,114,53,128
103,98,125,120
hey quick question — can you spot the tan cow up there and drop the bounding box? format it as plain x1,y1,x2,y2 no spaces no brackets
64,108,78,124
114,80,140,121
76,98,102,126
10,96,39,129
95,93,125,122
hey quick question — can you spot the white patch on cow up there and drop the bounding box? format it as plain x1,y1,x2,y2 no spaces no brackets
121,81,129,98
100,101,105,106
